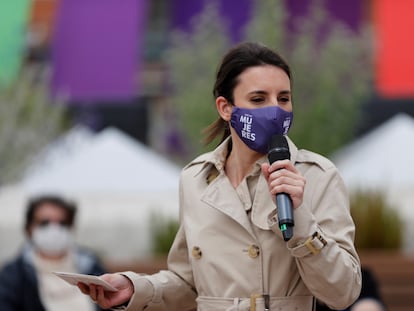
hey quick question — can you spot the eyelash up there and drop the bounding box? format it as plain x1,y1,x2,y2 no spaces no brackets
251,98,264,103
279,97,290,102
250,97,290,103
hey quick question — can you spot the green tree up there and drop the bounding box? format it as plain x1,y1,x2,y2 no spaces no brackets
285,2,373,156
244,0,286,48
165,0,372,159
0,65,68,185
164,3,230,161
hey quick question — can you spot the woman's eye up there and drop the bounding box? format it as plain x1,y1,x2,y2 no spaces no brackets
279,97,290,103
251,97,264,103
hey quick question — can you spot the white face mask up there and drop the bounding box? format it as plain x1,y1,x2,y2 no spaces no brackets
32,223,73,256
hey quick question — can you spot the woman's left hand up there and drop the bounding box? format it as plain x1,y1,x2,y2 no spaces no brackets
261,159,306,209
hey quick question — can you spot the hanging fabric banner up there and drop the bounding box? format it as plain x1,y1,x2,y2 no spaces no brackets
51,0,148,103
0,0,31,86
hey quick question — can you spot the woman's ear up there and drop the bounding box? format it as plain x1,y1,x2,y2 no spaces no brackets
216,96,232,121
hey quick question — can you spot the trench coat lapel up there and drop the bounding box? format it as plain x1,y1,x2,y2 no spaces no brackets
198,136,299,238
201,174,256,238
251,172,277,230
251,136,299,232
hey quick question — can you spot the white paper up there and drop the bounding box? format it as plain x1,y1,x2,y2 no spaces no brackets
53,272,118,292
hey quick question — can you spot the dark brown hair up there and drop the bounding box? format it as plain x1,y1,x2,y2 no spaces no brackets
203,42,291,145
25,195,77,231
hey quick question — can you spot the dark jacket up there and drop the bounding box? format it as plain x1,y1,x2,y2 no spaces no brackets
0,244,106,311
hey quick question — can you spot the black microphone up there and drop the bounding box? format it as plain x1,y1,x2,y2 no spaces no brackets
267,135,294,241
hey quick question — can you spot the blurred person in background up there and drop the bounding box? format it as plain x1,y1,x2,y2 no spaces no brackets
77,42,361,311
0,195,106,311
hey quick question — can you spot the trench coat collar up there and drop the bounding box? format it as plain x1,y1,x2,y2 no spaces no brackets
197,136,299,234
191,136,299,177
195,137,254,236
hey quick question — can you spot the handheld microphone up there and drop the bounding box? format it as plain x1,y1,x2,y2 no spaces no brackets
267,135,294,241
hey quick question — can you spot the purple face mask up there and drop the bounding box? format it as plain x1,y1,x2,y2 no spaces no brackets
230,106,293,154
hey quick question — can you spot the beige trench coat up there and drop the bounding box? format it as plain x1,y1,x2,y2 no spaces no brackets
123,137,361,311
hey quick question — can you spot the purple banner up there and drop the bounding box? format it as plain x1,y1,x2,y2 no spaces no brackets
170,0,252,42
51,0,148,102
286,0,363,32
170,0,362,43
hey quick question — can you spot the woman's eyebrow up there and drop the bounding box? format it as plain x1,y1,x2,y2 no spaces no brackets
279,90,291,95
247,90,268,95
247,90,291,96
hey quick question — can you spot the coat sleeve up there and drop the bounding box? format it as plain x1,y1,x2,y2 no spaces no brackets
284,164,361,310
123,177,197,311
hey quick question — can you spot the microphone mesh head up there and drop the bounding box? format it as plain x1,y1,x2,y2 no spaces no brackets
268,135,290,163
268,134,288,150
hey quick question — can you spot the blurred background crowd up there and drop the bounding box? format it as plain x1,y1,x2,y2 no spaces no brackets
0,0,413,309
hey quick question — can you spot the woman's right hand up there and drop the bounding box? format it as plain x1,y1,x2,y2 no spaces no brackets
78,273,134,309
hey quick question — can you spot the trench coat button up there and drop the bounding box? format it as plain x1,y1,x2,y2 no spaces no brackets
192,246,202,259
248,244,260,258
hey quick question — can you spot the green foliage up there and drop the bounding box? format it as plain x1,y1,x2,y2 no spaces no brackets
350,190,403,250
285,1,373,156
244,0,286,47
164,2,230,160
165,0,373,159
150,211,179,256
0,65,68,185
